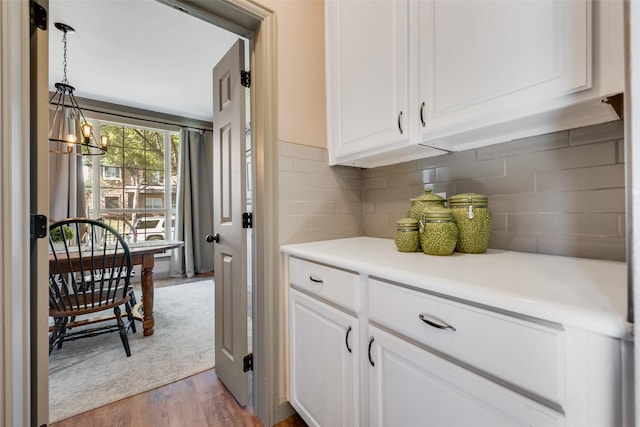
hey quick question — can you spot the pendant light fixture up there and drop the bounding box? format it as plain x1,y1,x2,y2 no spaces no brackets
49,22,108,155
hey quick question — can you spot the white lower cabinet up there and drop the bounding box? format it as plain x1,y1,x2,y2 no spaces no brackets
289,289,358,427
285,253,626,427
368,325,564,427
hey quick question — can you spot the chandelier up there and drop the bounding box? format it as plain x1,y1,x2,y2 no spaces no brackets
49,23,107,156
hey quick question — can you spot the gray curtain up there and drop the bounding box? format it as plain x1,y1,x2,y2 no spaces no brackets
170,128,215,277
49,106,86,221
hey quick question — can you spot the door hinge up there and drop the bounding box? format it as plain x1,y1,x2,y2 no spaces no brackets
242,212,253,229
31,214,48,240
30,1,47,31
241,70,251,88
243,353,253,372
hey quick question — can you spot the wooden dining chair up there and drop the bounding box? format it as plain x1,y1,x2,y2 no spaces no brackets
94,214,139,286
48,218,137,357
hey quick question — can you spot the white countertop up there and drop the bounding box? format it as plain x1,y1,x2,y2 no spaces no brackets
280,237,629,339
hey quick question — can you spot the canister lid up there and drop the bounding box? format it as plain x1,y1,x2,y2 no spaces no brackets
448,192,488,206
421,206,454,220
396,217,419,228
410,191,443,203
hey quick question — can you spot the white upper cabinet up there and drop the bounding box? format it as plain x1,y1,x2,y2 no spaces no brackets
416,0,590,144
325,0,447,167
325,0,623,168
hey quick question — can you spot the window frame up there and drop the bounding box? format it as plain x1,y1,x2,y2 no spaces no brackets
87,118,179,242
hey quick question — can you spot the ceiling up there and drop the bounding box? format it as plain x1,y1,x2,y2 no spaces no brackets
48,0,240,123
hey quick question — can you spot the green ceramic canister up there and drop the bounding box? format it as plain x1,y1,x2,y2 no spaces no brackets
407,189,445,222
448,193,492,254
394,218,420,252
419,207,458,256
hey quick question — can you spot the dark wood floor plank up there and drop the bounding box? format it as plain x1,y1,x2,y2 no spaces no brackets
193,368,226,402
276,413,307,427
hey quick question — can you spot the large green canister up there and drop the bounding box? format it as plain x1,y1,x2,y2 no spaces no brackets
419,206,458,256
407,189,445,221
448,193,492,254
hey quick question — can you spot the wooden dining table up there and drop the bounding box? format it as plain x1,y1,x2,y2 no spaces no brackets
124,240,183,336
49,239,183,336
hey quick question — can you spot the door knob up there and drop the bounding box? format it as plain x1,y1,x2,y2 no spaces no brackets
206,233,220,243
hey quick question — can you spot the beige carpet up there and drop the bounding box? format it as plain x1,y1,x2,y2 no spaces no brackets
48,280,215,423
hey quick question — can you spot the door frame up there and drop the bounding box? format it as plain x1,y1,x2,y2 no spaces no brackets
160,2,281,423
0,0,281,426
1,1,37,426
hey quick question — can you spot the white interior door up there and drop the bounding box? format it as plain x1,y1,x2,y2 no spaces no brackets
212,38,249,406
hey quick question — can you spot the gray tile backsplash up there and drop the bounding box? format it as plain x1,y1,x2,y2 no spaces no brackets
278,120,626,261
365,120,626,261
278,142,363,245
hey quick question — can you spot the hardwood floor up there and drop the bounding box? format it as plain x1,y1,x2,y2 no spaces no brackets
50,368,307,427
50,273,305,427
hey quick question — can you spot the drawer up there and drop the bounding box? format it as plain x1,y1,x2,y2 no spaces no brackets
369,278,565,405
289,257,359,312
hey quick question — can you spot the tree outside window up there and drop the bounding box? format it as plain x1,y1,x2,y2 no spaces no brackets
82,119,179,241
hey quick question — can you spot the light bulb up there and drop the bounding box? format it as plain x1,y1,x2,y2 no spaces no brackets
100,135,108,148
82,123,92,138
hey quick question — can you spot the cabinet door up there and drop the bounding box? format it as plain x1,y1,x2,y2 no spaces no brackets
325,0,410,165
368,326,564,427
416,0,591,144
289,289,358,427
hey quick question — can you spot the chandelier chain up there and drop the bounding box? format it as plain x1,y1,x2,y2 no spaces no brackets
62,31,69,85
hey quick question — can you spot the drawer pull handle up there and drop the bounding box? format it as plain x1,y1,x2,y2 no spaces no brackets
398,111,404,135
419,313,456,331
420,102,426,127
309,275,324,284
368,337,375,367
345,326,352,353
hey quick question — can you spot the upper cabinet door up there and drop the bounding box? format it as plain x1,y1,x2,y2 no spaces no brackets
325,0,411,165
417,0,592,142
325,0,622,168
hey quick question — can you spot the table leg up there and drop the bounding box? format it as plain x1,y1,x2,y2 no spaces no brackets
141,253,155,336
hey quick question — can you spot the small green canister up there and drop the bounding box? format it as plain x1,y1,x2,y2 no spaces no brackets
419,207,458,256
407,190,445,221
448,193,492,254
394,218,420,252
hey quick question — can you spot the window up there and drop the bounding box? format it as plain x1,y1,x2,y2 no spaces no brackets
145,197,163,209
102,166,122,180
105,196,120,209
82,119,180,242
